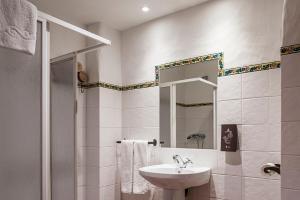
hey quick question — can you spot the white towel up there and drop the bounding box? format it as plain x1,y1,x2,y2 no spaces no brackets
133,140,149,194
120,140,134,194
0,0,37,55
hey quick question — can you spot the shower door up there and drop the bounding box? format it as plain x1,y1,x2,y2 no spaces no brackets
0,22,45,200
50,56,76,200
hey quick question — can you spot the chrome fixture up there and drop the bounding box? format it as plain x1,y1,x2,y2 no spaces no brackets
261,163,281,175
116,139,164,146
187,133,206,149
173,155,193,168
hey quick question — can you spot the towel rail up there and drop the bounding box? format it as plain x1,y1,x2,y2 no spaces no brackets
116,139,164,146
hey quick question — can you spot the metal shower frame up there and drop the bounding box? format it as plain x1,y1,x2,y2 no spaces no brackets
38,11,111,200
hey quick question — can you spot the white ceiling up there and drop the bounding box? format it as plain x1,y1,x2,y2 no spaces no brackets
28,0,209,30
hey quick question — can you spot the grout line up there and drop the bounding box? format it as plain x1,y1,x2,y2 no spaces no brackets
239,150,281,153
281,154,300,157
282,120,300,123
282,85,300,89
281,187,300,191
242,176,281,181
217,95,281,103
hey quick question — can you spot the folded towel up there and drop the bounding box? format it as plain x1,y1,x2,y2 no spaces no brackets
133,140,149,194
0,0,37,55
120,140,134,194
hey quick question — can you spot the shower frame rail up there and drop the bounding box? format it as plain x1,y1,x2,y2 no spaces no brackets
37,10,111,200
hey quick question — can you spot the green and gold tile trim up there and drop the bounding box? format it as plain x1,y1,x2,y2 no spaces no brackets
79,82,123,91
219,61,281,77
79,81,157,91
122,81,157,91
176,102,213,107
155,52,224,83
281,44,300,55
79,51,281,91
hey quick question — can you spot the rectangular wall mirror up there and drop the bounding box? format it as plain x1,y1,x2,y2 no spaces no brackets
158,54,221,149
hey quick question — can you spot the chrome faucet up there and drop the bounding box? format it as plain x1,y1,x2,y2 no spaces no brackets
173,154,193,168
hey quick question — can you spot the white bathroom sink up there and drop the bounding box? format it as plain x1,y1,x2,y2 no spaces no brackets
139,164,210,190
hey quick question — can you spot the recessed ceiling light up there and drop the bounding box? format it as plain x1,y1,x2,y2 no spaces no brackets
142,6,150,12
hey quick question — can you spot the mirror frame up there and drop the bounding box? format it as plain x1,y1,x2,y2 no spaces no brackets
155,52,224,149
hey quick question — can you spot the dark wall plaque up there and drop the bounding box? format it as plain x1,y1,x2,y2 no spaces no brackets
221,124,238,152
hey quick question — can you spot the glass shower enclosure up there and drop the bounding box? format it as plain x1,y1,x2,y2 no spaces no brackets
0,18,77,200
0,21,48,200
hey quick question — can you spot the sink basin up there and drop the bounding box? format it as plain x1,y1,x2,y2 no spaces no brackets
139,164,210,190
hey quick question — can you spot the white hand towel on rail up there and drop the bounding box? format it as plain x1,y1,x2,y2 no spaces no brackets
0,0,37,55
133,140,149,194
120,140,134,194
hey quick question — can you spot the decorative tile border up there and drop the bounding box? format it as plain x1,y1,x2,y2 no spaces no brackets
219,61,280,77
176,102,213,107
79,81,157,91
155,52,224,83
122,81,157,91
281,44,300,55
78,82,122,91
79,51,281,91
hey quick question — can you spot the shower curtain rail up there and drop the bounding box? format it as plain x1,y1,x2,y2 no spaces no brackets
38,11,111,45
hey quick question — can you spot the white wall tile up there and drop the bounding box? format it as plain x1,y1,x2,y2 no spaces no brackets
269,68,281,96
124,127,159,141
242,98,268,125
87,106,99,128
282,87,300,122
100,184,119,200
242,178,280,200
100,128,122,147
100,88,122,109
242,151,280,179
123,107,159,128
123,87,159,109
100,108,122,127
77,105,87,128
78,127,87,147
282,121,300,155
85,186,99,200
86,126,99,147
217,74,242,101
217,100,242,125
100,147,117,167
87,88,99,107
282,188,300,200
282,53,300,88
268,96,281,124
241,124,280,152
214,151,242,176
86,166,99,186
77,147,86,166
100,166,117,187
77,166,86,186
86,148,99,166
77,186,86,200
242,71,269,98
282,155,300,190
210,174,241,200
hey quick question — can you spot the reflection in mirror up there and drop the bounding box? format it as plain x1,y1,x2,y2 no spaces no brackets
176,81,214,149
159,57,218,149
160,87,171,147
